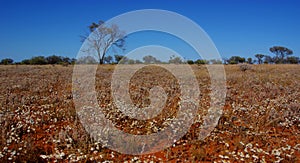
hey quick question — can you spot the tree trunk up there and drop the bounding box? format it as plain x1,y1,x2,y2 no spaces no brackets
100,52,106,64
99,59,104,64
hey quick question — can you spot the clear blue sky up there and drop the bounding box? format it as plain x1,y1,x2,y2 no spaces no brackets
0,0,299,62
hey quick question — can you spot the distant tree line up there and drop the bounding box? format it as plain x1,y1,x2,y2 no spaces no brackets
253,46,299,64
0,55,77,65
75,54,223,65
75,46,299,65
223,46,299,64
1,46,299,65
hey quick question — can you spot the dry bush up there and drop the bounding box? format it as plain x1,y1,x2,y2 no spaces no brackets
239,63,252,71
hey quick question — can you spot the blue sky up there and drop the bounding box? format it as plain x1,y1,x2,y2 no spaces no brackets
0,0,299,62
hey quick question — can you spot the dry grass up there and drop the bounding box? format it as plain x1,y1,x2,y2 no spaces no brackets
0,64,299,162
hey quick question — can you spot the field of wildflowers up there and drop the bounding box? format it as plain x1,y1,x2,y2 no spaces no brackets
0,64,299,162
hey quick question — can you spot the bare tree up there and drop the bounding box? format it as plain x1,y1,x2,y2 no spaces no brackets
81,21,125,64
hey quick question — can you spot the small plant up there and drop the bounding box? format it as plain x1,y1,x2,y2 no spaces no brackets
239,63,252,71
